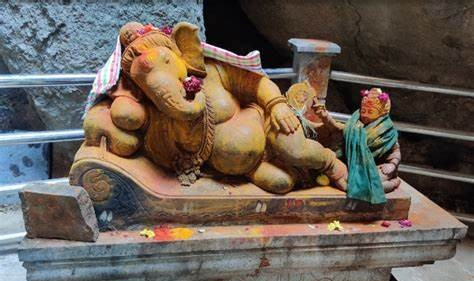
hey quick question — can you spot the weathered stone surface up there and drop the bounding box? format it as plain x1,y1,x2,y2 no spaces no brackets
0,58,45,131
241,0,474,88
240,0,474,131
0,1,205,176
19,183,98,242
0,0,205,130
18,183,466,281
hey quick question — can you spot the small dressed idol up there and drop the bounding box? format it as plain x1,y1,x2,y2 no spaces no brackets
343,88,401,204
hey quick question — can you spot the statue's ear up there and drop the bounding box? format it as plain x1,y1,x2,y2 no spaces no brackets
171,22,206,77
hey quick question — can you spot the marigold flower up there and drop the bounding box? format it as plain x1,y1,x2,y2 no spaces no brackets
139,228,155,238
328,220,344,231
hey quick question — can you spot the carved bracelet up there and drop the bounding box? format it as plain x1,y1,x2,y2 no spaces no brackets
265,96,287,112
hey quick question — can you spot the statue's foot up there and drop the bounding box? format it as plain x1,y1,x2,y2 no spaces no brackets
333,177,348,192
326,158,348,192
248,161,296,194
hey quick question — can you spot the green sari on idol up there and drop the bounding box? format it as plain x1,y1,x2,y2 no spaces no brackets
343,110,398,204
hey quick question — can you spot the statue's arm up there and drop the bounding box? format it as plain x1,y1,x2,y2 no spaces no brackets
219,63,300,134
313,107,345,131
218,63,273,105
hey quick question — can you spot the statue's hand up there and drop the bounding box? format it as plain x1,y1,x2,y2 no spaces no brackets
315,108,331,122
270,103,300,134
379,163,396,175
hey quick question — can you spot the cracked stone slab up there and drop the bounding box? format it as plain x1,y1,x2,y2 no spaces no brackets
19,183,98,242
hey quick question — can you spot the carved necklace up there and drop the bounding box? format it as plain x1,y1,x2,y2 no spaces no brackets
173,78,216,186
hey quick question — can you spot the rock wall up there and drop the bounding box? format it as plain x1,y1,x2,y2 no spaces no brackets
0,58,44,131
0,0,205,176
238,0,474,212
240,0,474,129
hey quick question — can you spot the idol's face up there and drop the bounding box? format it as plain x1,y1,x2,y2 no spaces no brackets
360,96,383,124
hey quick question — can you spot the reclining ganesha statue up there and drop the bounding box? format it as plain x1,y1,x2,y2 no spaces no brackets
69,21,405,228
75,21,348,193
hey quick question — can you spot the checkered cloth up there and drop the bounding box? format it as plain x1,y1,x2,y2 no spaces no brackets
84,37,265,115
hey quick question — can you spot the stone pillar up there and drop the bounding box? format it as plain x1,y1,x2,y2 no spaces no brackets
288,38,341,105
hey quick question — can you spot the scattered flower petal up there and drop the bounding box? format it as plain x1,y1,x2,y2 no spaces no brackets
327,220,344,231
378,92,390,102
137,24,155,35
139,228,155,238
398,219,412,228
198,228,206,233
161,26,173,36
308,224,317,229
381,221,391,228
360,89,369,97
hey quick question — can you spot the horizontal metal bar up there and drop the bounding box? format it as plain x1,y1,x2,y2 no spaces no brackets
0,232,26,248
399,164,474,184
450,212,474,224
264,68,297,79
0,129,84,146
0,232,26,242
0,178,69,199
0,68,294,90
330,71,474,98
0,73,96,88
329,112,474,142
2,71,473,99
0,113,471,148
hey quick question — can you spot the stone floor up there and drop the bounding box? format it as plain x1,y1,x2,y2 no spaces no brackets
0,204,26,281
0,204,472,281
393,238,473,281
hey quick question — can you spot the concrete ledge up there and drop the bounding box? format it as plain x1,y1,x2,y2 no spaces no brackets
18,182,466,281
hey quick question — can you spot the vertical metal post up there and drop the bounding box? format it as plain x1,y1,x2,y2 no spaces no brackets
288,38,341,104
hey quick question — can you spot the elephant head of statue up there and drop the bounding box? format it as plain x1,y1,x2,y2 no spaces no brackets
120,21,208,122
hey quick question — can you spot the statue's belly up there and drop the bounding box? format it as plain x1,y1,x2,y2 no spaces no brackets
210,107,265,175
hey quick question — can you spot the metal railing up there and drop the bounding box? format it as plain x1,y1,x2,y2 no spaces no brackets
0,73,96,88
330,71,474,98
0,115,471,147
0,69,473,245
0,71,472,183
3,70,473,98
0,129,84,146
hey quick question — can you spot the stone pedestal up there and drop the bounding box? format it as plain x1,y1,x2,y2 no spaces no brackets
18,181,466,281
69,145,410,229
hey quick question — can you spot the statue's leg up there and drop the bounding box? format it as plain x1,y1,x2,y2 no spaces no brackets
268,127,348,191
84,100,141,156
248,161,296,194
110,96,147,131
382,177,401,193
